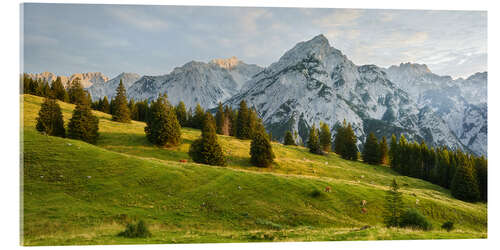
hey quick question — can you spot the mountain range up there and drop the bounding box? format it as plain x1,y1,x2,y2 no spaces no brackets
28,35,487,156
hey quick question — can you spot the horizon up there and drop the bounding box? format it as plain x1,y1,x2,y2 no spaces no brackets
22,4,487,79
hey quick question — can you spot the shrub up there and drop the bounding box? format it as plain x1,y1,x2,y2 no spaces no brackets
310,189,322,198
117,220,152,238
441,221,454,232
189,113,226,166
250,130,275,167
67,102,99,144
399,209,432,231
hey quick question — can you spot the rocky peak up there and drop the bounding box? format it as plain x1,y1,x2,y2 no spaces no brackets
210,56,240,69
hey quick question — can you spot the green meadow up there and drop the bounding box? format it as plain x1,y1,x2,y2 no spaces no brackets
21,94,487,245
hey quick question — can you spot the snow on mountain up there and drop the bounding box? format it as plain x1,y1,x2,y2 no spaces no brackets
384,64,487,156
87,72,141,100
225,34,466,152
127,57,263,109
26,72,109,88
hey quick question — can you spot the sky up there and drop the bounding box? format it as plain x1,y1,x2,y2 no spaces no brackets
22,4,487,79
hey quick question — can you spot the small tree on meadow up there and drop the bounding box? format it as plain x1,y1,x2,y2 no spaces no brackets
284,130,296,146
189,113,226,166
319,122,332,152
36,97,66,137
250,129,275,167
144,94,181,147
362,132,380,164
112,79,131,123
67,101,99,144
236,100,251,139
308,124,322,154
383,178,404,228
192,103,205,129
175,101,187,127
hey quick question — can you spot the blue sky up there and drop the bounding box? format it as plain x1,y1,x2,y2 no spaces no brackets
22,4,487,79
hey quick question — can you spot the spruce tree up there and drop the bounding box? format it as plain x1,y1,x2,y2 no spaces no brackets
128,98,138,120
362,132,380,164
383,178,404,227
334,121,346,155
67,77,86,104
50,76,66,101
308,124,322,154
223,105,233,136
215,102,225,135
192,103,205,129
175,101,187,127
319,122,332,152
284,130,296,146
379,136,389,165
144,94,181,147
189,113,226,166
36,97,66,137
101,96,110,114
250,129,275,167
474,156,487,202
450,154,480,202
112,79,131,123
236,100,251,139
67,101,99,144
344,123,358,160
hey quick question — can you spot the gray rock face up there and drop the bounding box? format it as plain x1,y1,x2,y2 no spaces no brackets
126,58,262,109
87,72,141,100
26,72,109,88
225,34,470,153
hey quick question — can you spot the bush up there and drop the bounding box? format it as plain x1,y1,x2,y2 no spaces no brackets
117,220,152,238
250,130,275,167
310,189,322,198
399,209,432,231
441,221,454,232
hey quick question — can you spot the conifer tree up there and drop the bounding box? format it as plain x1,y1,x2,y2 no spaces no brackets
344,123,358,160
67,101,99,144
189,113,226,166
250,128,275,167
101,96,110,114
236,100,251,139
383,178,404,227
223,105,233,136
308,124,322,154
192,103,205,129
284,130,296,146
144,94,181,147
379,136,389,165
112,79,131,123
67,77,86,104
36,97,66,137
362,132,380,164
451,153,480,202
319,122,332,152
186,108,193,127
175,101,187,127
50,76,66,101
215,102,225,135
128,98,138,120
474,156,487,202
334,121,346,155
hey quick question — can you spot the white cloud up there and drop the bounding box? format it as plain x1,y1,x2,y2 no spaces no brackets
107,7,169,31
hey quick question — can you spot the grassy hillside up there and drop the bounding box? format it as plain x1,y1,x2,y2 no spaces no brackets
21,94,487,245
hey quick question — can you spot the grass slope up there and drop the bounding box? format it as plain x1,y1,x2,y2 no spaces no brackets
21,95,487,245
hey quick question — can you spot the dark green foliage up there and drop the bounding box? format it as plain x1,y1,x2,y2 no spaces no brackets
134,100,149,122
334,120,358,160
36,98,65,137
441,221,454,232
192,103,205,129
67,102,99,144
307,124,322,155
383,178,404,228
112,79,131,123
224,105,235,136
284,130,296,146
50,77,66,101
117,220,152,238
399,209,432,231
101,96,110,114
474,156,487,202
175,101,188,127
451,153,480,202
362,132,380,165
236,100,251,139
389,134,398,169
215,102,225,135
144,94,181,147
319,122,332,152
189,113,226,166
310,189,322,198
128,98,138,121
379,136,389,165
67,78,86,104
250,129,275,167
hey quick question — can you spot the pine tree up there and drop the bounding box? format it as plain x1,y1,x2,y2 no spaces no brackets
308,124,322,154
383,178,404,227
189,113,226,166
450,153,480,202
192,103,205,129
250,129,275,167
344,123,358,160
333,121,346,155
319,122,332,152
223,105,233,136
379,136,389,165
101,96,110,114
215,102,225,135
36,97,66,137
129,98,138,120
362,132,380,164
67,102,99,144
144,94,181,147
50,76,66,101
112,79,131,123
236,100,251,139
284,130,296,146
67,77,86,104
474,156,487,202
175,101,187,127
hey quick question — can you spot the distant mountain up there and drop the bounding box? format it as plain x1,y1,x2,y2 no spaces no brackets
26,72,109,88
87,72,141,100
384,64,487,156
127,57,263,109
224,34,469,153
